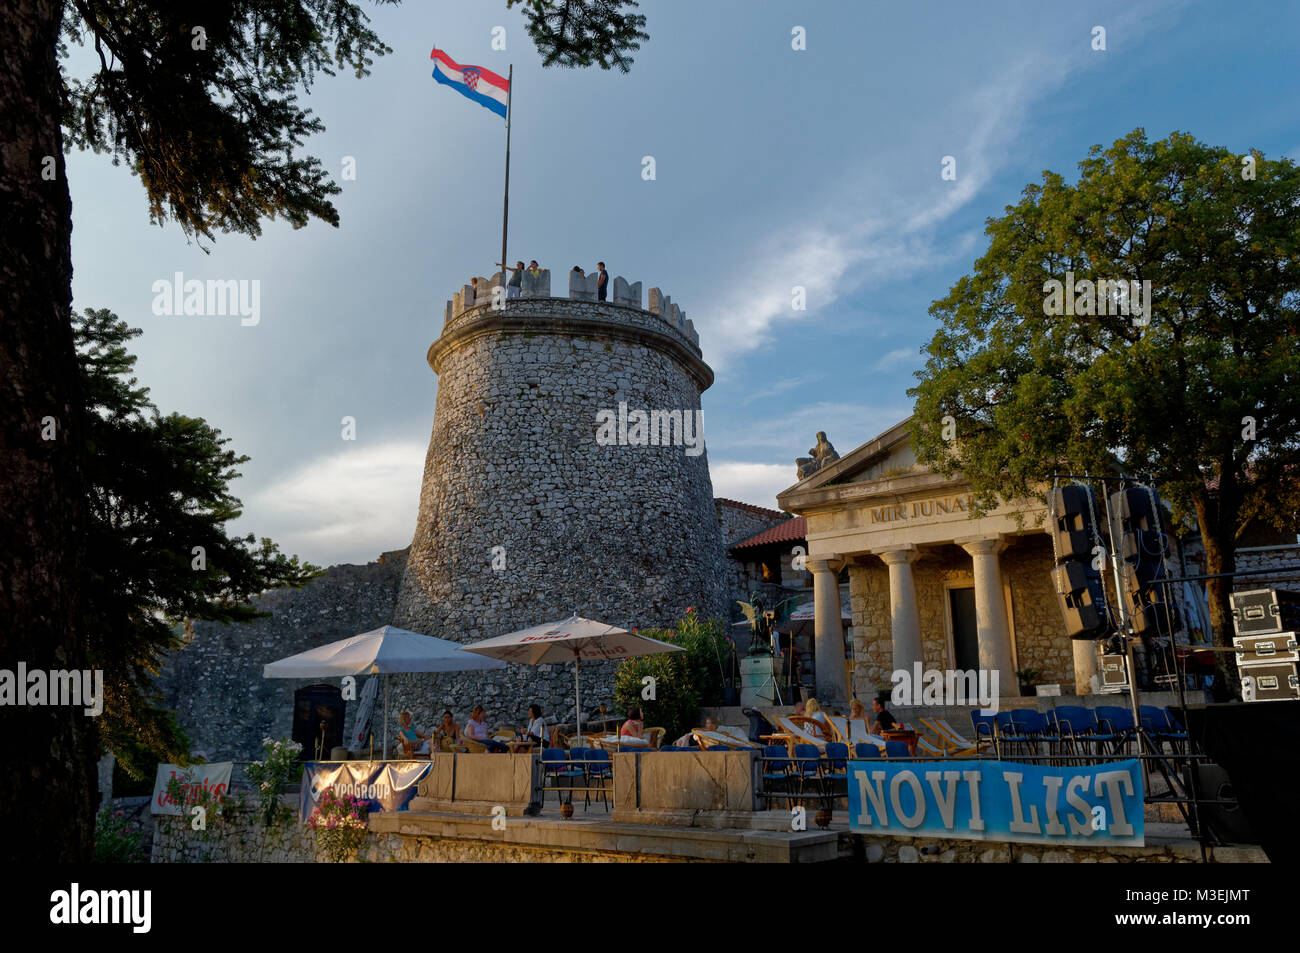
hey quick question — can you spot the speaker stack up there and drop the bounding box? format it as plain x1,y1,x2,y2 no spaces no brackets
1047,485,1111,640
1230,588,1300,702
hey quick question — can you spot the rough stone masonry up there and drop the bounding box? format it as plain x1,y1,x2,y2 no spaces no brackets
159,277,736,758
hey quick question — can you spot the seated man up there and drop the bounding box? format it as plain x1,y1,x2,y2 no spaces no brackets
433,710,461,750
464,705,508,752
871,697,899,734
396,710,429,758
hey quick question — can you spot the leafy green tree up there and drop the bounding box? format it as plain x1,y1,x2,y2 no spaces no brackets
3,0,649,862
613,611,729,743
76,307,323,778
910,129,1300,687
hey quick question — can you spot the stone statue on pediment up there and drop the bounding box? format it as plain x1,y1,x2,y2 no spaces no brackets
796,431,839,480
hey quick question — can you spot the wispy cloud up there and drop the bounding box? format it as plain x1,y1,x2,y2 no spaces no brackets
241,440,426,566
709,400,913,458
870,348,917,373
697,45,1115,372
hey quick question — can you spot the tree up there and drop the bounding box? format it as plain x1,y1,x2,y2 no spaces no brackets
2,0,648,862
76,308,322,780
909,129,1300,691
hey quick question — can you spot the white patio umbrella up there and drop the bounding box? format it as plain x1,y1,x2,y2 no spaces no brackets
462,615,684,741
263,625,506,756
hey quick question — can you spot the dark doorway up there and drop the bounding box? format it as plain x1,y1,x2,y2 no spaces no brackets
950,587,979,671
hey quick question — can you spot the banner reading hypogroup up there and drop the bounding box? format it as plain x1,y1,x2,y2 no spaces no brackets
846,758,1144,847
298,761,431,823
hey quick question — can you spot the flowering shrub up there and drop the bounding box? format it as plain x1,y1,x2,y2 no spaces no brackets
164,769,233,830
93,808,145,863
615,611,729,743
245,736,303,827
308,788,371,863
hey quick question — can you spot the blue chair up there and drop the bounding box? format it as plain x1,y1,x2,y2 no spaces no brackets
884,740,910,759
1094,706,1136,754
970,711,997,751
823,742,849,803
584,749,613,810
540,748,584,809
1048,706,1114,761
761,745,794,809
854,743,881,759
1140,705,1187,751
791,743,823,802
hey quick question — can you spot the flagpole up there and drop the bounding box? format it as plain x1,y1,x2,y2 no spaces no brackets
499,64,513,294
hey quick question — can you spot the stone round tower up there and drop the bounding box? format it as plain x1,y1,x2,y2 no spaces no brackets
390,267,728,718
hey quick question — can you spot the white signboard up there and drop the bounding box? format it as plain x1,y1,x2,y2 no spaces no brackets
151,762,233,815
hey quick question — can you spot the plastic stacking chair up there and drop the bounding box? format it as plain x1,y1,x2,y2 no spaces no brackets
1094,706,1137,755
584,748,613,810
791,743,823,803
970,711,997,753
761,745,795,809
823,742,849,804
1048,706,1113,763
1140,705,1187,753
884,740,910,759
854,743,882,759
540,748,584,809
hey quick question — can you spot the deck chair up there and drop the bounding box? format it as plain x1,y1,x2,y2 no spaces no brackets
771,715,834,750
693,729,759,750
919,717,979,756
914,736,950,758
714,725,759,747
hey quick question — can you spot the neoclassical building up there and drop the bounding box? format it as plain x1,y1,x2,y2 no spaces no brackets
777,419,1097,706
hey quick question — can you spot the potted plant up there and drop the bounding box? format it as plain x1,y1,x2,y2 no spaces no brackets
1015,669,1042,697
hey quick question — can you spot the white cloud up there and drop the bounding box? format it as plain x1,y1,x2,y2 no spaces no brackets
697,44,1114,373
709,462,795,512
241,440,426,567
871,348,917,372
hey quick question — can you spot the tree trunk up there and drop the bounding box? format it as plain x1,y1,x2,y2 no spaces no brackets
1191,489,1239,701
0,1,96,862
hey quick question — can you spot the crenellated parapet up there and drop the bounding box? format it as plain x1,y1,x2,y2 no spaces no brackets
441,267,699,348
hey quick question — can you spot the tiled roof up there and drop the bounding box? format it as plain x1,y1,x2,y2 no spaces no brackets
731,516,807,551
715,498,788,520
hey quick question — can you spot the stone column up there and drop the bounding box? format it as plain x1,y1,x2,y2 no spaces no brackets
958,537,1016,694
808,558,847,707
879,549,923,675
1072,640,1099,695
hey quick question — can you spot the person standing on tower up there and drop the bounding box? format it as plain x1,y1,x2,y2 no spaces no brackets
595,261,609,301
507,261,524,299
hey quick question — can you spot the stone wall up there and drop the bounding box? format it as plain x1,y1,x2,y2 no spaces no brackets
156,551,408,761
849,534,1076,699
390,294,730,729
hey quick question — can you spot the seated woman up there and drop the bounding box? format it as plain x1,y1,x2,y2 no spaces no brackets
433,710,461,750
465,705,509,752
804,697,828,726
396,711,429,758
620,706,646,741
524,704,546,747
849,697,867,721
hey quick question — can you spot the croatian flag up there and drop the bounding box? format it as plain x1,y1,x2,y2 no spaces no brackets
431,48,509,119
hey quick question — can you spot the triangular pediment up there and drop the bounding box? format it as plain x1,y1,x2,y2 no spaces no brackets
783,418,921,492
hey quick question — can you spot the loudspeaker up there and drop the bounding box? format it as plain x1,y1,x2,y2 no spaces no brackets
1183,762,1258,845
1047,485,1101,562
1050,562,1110,639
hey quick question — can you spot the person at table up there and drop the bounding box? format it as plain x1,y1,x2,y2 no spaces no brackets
672,716,717,748
433,710,461,749
465,705,509,752
620,706,646,740
871,697,898,734
396,711,429,758
803,697,828,725
523,704,546,746
849,698,867,721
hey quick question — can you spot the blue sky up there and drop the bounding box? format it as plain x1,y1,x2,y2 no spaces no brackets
66,0,1300,567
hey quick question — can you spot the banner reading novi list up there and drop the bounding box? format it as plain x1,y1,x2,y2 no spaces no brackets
847,759,1144,847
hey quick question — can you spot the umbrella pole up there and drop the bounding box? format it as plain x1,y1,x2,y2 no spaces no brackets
383,674,388,761
574,656,581,742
